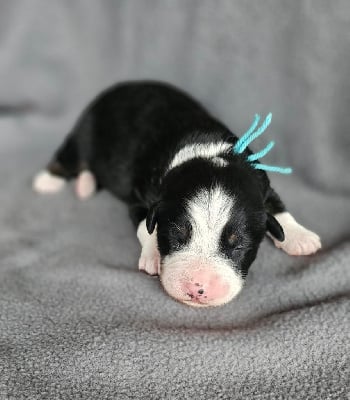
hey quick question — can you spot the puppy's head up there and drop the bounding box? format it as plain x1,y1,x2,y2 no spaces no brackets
147,160,283,307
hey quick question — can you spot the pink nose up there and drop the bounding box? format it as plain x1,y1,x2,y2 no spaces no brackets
181,270,230,304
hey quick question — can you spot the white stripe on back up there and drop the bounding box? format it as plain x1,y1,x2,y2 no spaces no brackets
167,142,232,172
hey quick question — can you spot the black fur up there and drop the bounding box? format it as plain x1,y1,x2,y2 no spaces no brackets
46,81,286,275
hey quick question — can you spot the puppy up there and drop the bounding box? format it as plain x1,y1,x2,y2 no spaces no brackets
33,81,321,307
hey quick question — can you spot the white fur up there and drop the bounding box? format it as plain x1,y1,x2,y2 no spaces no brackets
167,142,232,172
160,186,243,307
187,186,234,257
271,212,322,255
137,219,161,275
32,170,66,194
75,170,96,200
212,156,229,167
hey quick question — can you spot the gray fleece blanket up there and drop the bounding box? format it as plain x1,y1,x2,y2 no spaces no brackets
1,1,350,399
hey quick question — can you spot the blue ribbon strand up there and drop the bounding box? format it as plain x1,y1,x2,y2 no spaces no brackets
252,164,293,174
233,113,292,175
233,114,260,154
247,140,275,162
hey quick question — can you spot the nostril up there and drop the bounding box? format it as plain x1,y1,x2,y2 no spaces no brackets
187,293,194,299
198,289,204,295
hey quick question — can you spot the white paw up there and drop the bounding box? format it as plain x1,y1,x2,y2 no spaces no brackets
32,170,66,194
272,212,321,256
138,250,161,275
75,170,96,200
274,227,321,256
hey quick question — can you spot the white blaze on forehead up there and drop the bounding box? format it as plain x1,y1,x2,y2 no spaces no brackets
167,142,232,172
187,186,234,257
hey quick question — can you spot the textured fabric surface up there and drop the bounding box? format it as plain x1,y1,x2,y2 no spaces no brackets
1,1,350,399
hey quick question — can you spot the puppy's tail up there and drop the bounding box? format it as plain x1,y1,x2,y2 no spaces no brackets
32,117,97,200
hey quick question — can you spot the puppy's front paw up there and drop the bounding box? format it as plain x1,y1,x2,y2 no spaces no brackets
138,250,161,275
272,212,321,256
274,227,321,256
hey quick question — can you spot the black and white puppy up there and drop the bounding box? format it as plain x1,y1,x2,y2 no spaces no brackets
33,81,321,307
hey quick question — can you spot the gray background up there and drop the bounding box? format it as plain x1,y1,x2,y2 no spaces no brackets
1,1,349,399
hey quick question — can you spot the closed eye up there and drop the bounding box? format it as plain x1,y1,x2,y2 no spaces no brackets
225,231,243,249
227,233,237,246
231,244,246,252
225,233,250,252
169,221,192,249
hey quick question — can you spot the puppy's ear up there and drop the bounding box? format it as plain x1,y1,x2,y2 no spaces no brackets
266,213,285,242
146,202,160,234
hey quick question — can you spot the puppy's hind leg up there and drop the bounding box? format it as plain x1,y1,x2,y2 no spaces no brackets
75,168,97,200
34,114,98,200
265,188,322,256
33,168,67,194
73,118,98,200
33,134,78,194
